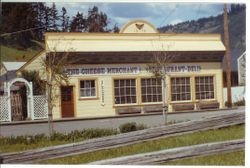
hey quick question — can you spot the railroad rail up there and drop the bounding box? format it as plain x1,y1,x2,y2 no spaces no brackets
90,139,245,165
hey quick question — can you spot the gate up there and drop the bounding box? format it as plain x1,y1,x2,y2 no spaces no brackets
11,93,23,121
0,78,48,122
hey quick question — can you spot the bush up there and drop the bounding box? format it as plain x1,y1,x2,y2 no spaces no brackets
119,122,137,133
119,122,147,133
136,123,148,130
225,98,245,107
234,98,245,106
0,128,118,145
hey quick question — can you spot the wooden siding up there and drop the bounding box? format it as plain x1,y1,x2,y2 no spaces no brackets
48,62,225,119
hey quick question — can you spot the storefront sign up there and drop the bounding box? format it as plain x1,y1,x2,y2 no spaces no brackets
146,65,201,73
66,65,201,76
66,66,140,76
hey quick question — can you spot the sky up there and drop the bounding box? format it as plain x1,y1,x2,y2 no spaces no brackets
47,2,226,28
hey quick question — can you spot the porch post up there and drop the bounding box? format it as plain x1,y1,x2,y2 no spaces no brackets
6,82,11,122
29,82,34,120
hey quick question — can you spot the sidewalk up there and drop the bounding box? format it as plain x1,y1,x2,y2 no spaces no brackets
0,106,245,137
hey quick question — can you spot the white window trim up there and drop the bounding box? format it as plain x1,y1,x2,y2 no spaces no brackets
79,79,97,99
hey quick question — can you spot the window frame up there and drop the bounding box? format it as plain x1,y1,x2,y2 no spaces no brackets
113,77,138,106
78,78,98,100
195,75,216,101
141,77,163,104
170,76,192,102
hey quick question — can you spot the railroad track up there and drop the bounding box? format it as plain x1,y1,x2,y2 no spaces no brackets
0,112,245,164
90,139,245,165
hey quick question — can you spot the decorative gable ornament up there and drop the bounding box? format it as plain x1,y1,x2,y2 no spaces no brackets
119,20,158,33
135,23,144,30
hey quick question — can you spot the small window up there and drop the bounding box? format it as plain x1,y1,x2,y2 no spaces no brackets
114,79,136,104
80,80,96,98
141,78,162,103
195,76,214,100
171,77,191,101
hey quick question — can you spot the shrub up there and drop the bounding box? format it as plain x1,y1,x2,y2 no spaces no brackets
234,98,245,106
136,123,148,130
119,122,137,133
0,128,118,145
119,122,147,133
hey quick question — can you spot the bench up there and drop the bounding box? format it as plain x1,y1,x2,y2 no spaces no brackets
116,107,141,115
197,101,220,110
172,103,195,111
143,105,162,113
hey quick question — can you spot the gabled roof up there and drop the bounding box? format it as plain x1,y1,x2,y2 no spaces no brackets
2,62,26,71
17,50,45,73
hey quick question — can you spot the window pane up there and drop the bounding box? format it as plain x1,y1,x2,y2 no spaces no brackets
195,76,214,100
131,96,136,103
171,77,191,101
80,80,96,97
141,78,162,103
91,88,96,96
115,97,121,104
114,79,136,104
114,80,119,87
120,80,125,87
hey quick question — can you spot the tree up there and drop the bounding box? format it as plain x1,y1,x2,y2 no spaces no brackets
147,45,176,124
60,7,70,32
33,2,46,39
44,5,53,31
113,24,120,33
50,3,59,31
1,3,39,47
70,12,86,32
42,41,79,136
86,6,109,32
21,70,46,95
42,51,69,136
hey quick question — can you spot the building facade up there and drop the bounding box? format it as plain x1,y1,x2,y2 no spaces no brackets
18,20,226,119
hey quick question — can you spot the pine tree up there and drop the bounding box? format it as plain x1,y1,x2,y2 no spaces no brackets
33,2,46,39
44,5,52,31
86,6,108,32
113,24,120,33
50,3,59,31
1,3,38,47
61,7,70,32
70,12,86,32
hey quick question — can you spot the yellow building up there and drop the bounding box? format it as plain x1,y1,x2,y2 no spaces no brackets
18,20,226,119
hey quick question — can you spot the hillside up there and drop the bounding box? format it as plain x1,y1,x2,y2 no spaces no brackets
159,8,246,71
0,40,44,62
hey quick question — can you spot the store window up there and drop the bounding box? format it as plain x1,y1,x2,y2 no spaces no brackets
195,76,214,100
79,80,96,98
171,77,191,101
141,78,162,103
114,79,136,104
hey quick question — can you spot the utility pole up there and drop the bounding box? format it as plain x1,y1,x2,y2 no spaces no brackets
224,4,232,108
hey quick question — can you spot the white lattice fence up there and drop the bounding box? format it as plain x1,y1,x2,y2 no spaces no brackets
0,96,10,122
33,95,48,119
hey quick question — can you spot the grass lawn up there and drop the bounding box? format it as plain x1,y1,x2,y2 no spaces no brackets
0,129,118,153
164,150,244,165
0,140,75,154
1,44,42,62
40,124,245,164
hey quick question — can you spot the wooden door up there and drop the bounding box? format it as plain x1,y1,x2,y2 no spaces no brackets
61,86,74,118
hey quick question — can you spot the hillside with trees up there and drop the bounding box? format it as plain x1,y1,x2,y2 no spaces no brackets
0,3,119,62
1,3,245,66
158,4,246,71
